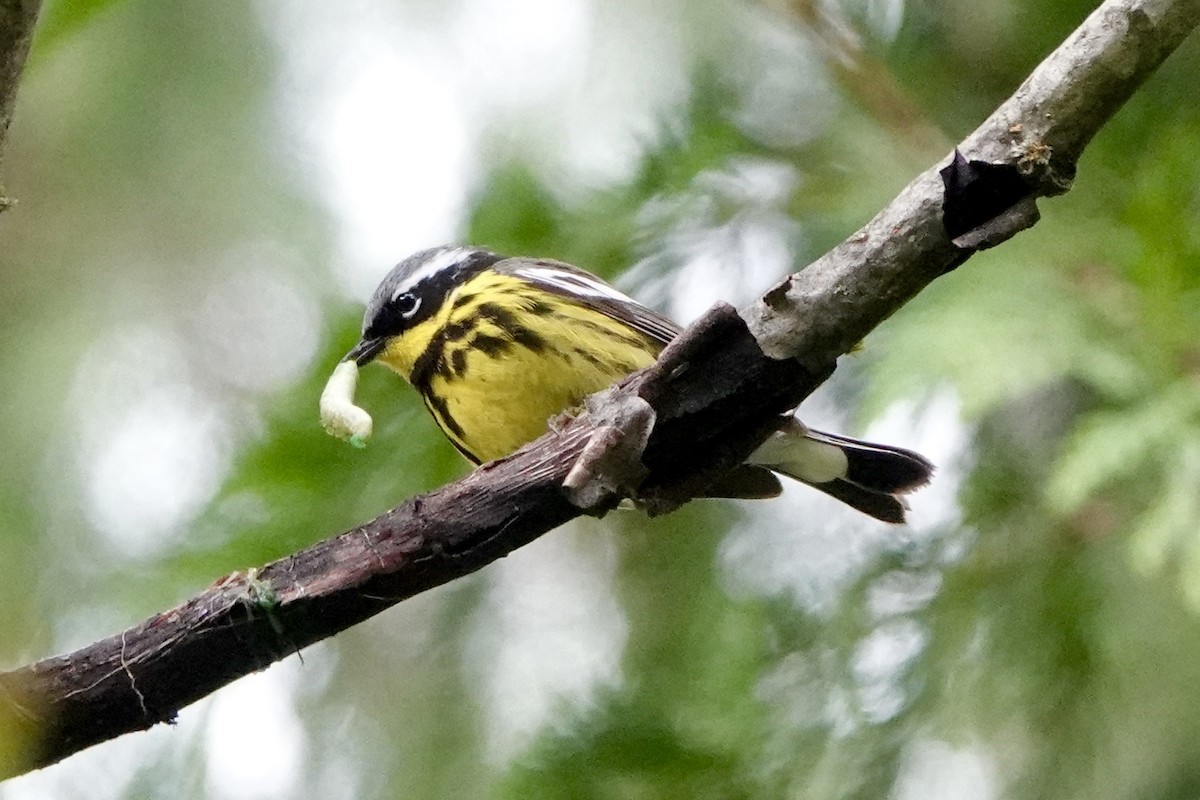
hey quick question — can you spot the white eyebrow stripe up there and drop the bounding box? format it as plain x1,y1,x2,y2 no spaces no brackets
394,247,471,296
517,266,636,304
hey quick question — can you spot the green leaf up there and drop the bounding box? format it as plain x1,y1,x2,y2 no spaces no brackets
34,0,127,54
1128,444,1200,576
1048,382,1200,514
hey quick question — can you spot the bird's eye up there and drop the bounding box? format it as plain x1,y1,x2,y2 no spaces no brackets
394,291,422,319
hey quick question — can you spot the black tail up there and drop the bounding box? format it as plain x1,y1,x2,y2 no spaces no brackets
752,425,934,524
804,430,934,494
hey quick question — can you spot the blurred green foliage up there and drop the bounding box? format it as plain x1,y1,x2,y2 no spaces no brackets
2,0,1200,799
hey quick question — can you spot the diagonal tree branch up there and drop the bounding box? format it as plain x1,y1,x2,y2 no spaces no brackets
0,0,1196,780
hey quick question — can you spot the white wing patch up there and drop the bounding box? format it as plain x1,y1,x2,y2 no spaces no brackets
506,260,683,346
516,265,638,304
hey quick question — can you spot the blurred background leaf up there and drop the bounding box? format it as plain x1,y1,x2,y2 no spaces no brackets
2,0,1200,798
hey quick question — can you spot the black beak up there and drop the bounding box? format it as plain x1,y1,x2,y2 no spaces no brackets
344,337,387,365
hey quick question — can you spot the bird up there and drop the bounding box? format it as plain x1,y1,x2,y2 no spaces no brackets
338,245,932,522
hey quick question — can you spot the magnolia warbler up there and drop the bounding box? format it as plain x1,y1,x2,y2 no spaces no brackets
326,245,932,522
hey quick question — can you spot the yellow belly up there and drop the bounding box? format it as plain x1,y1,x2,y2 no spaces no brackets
375,271,661,464
428,340,656,463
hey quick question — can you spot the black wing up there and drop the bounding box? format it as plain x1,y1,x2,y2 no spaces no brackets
495,257,683,348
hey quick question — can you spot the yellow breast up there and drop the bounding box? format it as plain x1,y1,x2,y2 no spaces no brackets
376,271,660,463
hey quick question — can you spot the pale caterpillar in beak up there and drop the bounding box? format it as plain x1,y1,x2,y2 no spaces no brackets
319,360,373,448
